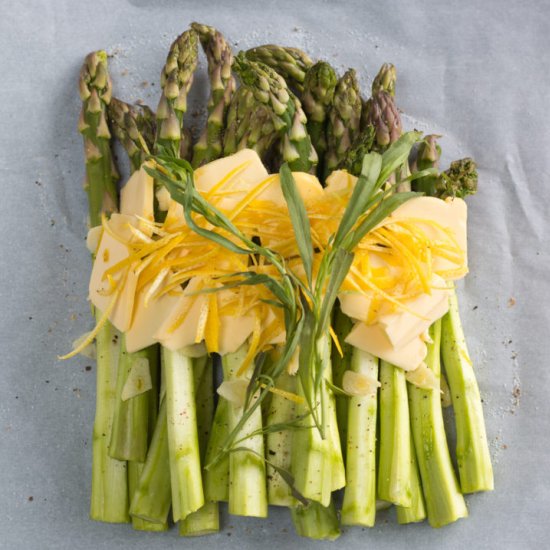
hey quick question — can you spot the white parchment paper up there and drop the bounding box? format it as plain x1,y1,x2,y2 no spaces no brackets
1,0,549,548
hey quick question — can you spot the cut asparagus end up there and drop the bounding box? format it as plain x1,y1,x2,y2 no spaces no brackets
408,320,468,528
179,501,220,536
90,318,129,523
291,499,341,541
377,361,412,506
441,290,494,493
341,348,378,527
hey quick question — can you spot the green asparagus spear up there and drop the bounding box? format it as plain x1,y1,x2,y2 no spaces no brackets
78,50,118,228
223,344,268,517
109,338,156,462
266,370,297,506
377,361,412,506
108,98,156,172
79,51,128,523
233,53,318,172
408,320,468,527
338,125,376,176
341,349,378,527
436,158,478,198
410,134,441,196
441,290,493,493
191,23,236,167
245,44,313,94
179,356,220,535
302,61,338,168
223,86,278,161
162,348,204,522
129,398,172,524
362,90,402,151
204,397,230,502
325,69,362,176
372,63,397,97
156,29,199,158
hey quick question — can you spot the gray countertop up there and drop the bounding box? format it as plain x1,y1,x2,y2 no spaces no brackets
1,0,549,548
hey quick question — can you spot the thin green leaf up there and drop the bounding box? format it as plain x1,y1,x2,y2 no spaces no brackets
317,248,354,336
377,131,422,188
332,153,382,248
279,163,314,287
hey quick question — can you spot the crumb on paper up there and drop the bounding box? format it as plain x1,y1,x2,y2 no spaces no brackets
507,297,516,307
140,80,149,88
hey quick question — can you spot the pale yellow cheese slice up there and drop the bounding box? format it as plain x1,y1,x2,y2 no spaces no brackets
345,322,427,371
120,162,155,236
385,196,468,277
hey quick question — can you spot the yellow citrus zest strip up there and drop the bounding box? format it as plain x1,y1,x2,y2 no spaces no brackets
329,325,344,358
260,383,305,404
236,313,262,377
59,288,120,360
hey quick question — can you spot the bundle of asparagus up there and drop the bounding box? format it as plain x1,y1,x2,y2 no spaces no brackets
64,22,493,542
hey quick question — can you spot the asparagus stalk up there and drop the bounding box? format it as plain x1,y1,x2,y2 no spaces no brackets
395,432,426,524
441,290,493,493
162,348,204,522
109,338,156,462
156,29,199,158
108,98,156,172
292,334,345,507
222,344,268,517
377,361,412,506
245,44,313,94
179,355,220,536
302,61,337,169
330,305,353,455
79,51,128,523
127,352,166,531
129,398,172,524
408,320,468,527
341,348,378,527
372,63,397,97
325,69,362,176
204,397,230,502
191,23,236,167
266,370,297,506
90,317,129,522
233,53,318,172
291,499,341,541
